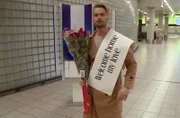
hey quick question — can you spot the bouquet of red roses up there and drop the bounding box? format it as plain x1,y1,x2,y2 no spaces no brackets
62,28,90,114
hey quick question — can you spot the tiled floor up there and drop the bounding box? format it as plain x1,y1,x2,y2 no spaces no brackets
0,38,180,118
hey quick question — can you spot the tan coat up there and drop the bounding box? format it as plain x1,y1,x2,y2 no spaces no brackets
84,31,137,118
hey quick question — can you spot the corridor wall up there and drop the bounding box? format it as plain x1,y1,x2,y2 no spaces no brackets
0,0,62,92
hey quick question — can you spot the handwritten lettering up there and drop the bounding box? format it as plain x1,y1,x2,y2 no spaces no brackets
107,63,116,74
110,48,121,63
105,35,118,53
95,35,121,80
95,53,110,80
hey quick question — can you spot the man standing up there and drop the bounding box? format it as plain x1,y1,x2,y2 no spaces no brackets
79,4,137,118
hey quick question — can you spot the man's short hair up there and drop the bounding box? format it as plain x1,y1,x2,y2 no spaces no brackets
93,4,109,14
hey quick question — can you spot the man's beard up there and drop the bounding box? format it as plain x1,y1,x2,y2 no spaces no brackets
94,23,106,28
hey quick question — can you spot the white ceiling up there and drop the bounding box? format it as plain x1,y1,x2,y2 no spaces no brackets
139,0,180,15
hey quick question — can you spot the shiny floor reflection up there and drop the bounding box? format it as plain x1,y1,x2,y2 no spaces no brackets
123,38,180,118
135,38,180,83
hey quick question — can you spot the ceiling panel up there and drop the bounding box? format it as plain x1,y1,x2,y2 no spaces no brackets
139,0,180,15
167,0,180,14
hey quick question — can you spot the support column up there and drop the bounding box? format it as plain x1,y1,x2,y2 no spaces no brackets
158,13,164,29
164,15,169,40
147,7,155,43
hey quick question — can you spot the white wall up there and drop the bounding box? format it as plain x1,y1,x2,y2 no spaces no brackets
0,0,61,92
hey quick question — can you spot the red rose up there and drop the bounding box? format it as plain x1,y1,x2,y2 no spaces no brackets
78,28,84,37
83,31,87,38
74,32,80,37
68,33,74,40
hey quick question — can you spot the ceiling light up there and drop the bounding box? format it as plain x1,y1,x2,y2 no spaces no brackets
161,1,163,8
138,9,147,14
126,0,130,4
164,0,175,14
125,0,135,17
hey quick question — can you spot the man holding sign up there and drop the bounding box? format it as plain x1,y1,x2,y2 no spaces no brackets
79,4,137,118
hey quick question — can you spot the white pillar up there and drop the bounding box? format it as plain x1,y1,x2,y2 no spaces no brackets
164,15,169,40
147,7,155,43
158,13,164,29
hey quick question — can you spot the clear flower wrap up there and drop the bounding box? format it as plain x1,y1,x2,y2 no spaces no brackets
62,28,90,114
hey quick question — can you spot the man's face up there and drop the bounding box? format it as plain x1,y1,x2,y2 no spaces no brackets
93,8,109,28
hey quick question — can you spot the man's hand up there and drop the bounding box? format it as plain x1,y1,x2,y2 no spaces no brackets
118,87,130,101
79,78,86,87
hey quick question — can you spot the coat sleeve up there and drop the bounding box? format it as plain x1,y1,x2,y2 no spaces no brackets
123,45,137,89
